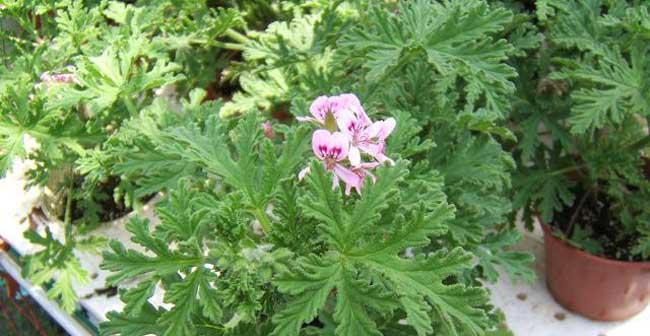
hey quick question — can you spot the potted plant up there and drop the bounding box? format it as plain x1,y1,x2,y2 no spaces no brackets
220,0,535,283
511,0,650,321
0,0,245,312
100,1,533,334
101,99,508,336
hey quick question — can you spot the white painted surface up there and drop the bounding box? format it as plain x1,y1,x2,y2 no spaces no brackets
1,159,649,335
0,160,164,329
0,251,94,336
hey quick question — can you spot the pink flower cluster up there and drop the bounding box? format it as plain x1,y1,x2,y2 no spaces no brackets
298,93,395,195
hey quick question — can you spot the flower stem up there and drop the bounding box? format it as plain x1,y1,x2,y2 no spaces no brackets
225,29,249,44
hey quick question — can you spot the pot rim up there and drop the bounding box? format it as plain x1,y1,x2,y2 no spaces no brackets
37,193,161,227
541,223,650,268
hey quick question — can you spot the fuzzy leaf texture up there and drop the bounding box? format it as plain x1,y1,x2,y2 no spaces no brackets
271,163,494,336
162,113,310,213
547,0,650,134
339,0,516,118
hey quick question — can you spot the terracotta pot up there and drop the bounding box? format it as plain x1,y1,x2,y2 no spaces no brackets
542,224,650,321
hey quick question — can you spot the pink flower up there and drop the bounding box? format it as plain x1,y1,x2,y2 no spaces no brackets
343,161,380,195
330,94,371,127
296,93,371,132
298,130,364,195
297,93,396,196
296,96,338,131
337,110,396,166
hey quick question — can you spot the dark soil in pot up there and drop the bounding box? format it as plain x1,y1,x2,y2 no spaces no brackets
40,176,155,229
66,177,132,223
552,185,641,261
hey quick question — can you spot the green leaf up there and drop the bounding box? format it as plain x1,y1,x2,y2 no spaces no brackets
101,217,203,285
570,225,605,256
536,0,569,21
273,163,491,336
400,294,432,336
75,236,108,253
565,47,648,134
271,255,340,336
297,162,347,249
48,258,89,313
513,169,575,224
476,231,535,283
120,281,157,317
632,226,650,259
333,269,391,336
101,304,164,336
158,270,203,336
165,115,241,190
198,275,223,322
343,0,516,118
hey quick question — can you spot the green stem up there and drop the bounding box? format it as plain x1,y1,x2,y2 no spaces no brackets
32,13,39,37
549,165,582,177
254,207,272,235
193,39,244,51
122,95,138,115
225,29,250,44
196,324,224,332
64,183,74,244
566,187,594,238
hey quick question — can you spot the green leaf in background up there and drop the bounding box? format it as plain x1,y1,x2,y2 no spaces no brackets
341,0,516,118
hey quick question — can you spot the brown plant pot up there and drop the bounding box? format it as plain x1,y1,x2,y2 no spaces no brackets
542,224,650,321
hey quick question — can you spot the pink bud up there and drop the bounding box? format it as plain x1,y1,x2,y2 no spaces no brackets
263,121,275,139
40,72,77,85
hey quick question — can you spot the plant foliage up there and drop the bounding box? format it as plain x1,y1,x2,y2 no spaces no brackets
99,0,534,335
2,0,539,332
511,0,650,260
101,113,500,336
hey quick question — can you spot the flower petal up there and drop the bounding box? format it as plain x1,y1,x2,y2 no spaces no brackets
366,118,396,141
348,146,361,167
335,109,360,139
331,173,339,190
298,166,311,181
333,93,370,127
376,152,395,166
360,161,381,169
329,132,349,161
309,96,330,121
311,130,349,161
334,164,362,194
312,130,331,159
